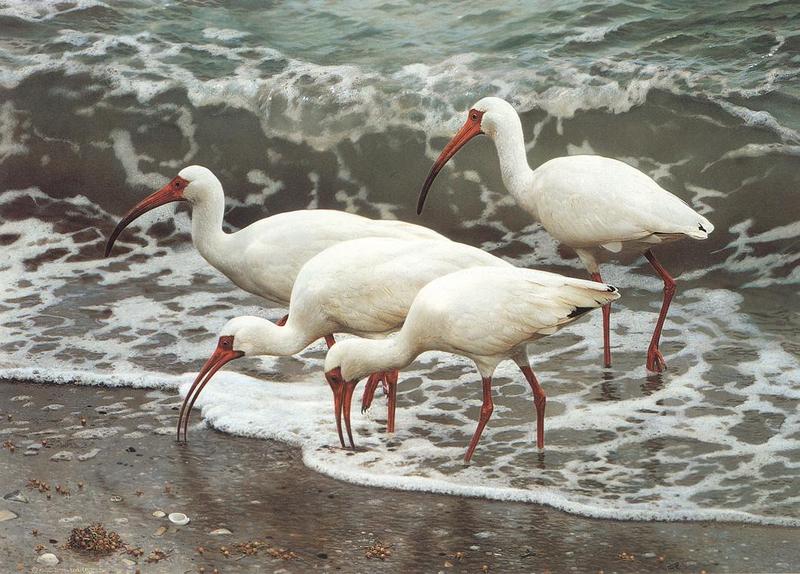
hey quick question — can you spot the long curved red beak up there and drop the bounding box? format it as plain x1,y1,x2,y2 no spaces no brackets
417,109,484,215
176,336,243,443
105,175,189,257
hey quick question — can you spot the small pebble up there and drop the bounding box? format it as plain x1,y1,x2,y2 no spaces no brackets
36,553,59,566
0,510,19,522
77,448,101,461
58,516,82,524
49,451,74,462
209,528,232,535
152,510,166,518
3,490,29,503
72,427,124,439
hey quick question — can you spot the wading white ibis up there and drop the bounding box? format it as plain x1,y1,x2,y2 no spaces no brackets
177,237,512,444
324,266,620,462
107,166,447,396
417,97,713,372
106,165,447,307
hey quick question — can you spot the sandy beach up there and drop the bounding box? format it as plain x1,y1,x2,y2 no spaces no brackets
1,379,797,574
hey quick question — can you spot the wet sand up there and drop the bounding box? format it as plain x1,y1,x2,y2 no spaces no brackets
0,379,797,574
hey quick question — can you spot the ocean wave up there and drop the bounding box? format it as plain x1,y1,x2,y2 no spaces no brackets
1,25,798,148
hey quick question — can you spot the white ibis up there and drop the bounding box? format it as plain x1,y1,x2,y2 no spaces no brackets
107,166,446,421
177,237,512,444
106,165,447,308
417,97,714,372
324,266,620,462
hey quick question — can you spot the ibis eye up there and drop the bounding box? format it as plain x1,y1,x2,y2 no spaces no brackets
471,113,477,121
174,181,180,187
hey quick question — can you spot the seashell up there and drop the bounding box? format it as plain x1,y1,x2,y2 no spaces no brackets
168,512,190,525
152,510,166,518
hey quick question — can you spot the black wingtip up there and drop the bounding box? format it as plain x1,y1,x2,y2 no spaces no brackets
698,223,707,232
568,306,594,318
606,285,617,292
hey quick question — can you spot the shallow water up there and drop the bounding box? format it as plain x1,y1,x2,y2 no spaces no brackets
0,1,798,526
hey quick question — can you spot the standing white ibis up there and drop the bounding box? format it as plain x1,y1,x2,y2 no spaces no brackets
106,165,447,307
177,237,512,444
324,266,620,462
417,97,714,372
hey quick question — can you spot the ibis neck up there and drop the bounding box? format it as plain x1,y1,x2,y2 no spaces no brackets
252,320,315,358
342,337,417,383
190,183,230,265
493,114,535,207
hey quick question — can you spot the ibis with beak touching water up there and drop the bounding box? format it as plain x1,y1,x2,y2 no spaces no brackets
177,236,512,446
417,97,713,372
324,266,620,462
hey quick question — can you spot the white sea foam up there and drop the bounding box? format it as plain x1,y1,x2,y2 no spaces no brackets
202,28,250,42
0,0,109,21
564,25,620,44
716,143,800,162
0,101,29,161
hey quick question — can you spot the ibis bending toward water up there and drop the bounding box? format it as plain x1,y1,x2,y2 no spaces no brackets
106,165,446,398
417,97,713,372
177,237,511,445
324,266,620,462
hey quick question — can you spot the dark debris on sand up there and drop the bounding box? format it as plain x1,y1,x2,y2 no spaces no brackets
364,540,393,560
66,523,125,555
145,548,170,563
220,540,298,560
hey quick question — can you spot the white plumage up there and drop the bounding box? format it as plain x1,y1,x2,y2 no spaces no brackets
324,266,620,462
106,165,447,307
177,236,511,444
417,97,714,372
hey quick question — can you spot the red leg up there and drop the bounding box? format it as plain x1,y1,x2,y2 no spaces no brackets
519,366,547,450
325,334,336,349
591,271,612,368
464,377,494,463
361,373,381,413
276,314,288,327
385,370,399,433
342,380,358,448
326,378,346,448
643,250,675,373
